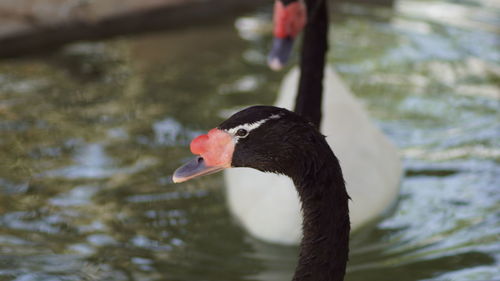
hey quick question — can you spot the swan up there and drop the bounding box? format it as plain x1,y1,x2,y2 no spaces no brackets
224,0,402,244
174,105,351,281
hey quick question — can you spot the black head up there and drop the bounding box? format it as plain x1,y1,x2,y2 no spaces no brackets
173,105,326,183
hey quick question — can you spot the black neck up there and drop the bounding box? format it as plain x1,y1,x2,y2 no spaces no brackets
290,141,350,281
294,0,328,129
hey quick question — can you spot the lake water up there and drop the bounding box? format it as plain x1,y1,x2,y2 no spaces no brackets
0,0,499,280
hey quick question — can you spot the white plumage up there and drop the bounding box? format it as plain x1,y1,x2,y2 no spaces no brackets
224,66,402,244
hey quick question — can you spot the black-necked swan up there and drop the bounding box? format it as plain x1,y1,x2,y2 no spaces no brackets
224,0,402,244
173,106,350,281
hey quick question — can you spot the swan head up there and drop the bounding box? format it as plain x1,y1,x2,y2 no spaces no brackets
173,106,319,183
268,0,307,71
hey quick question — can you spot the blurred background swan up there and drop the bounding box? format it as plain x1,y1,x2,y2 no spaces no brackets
225,0,402,245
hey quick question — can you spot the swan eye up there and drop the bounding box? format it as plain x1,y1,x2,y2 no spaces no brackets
236,129,248,138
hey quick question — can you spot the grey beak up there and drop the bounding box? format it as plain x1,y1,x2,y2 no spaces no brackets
268,37,295,71
172,156,225,183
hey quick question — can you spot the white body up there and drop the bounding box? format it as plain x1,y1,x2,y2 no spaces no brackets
224,67,402,245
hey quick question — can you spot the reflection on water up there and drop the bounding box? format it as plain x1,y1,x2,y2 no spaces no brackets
0,0,499,280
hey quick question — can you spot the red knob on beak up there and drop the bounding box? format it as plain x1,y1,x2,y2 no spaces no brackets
268,0,307,70
190,134,209,155
173,129,235,183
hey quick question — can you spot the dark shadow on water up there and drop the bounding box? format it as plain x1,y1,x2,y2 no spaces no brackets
0,0,269,59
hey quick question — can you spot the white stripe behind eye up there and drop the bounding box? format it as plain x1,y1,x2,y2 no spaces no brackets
225,113,282,140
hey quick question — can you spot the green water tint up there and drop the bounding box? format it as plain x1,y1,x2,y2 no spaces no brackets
0,0,499,280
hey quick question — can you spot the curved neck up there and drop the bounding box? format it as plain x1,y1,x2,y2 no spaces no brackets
290,145,350,281
294,0,328,129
